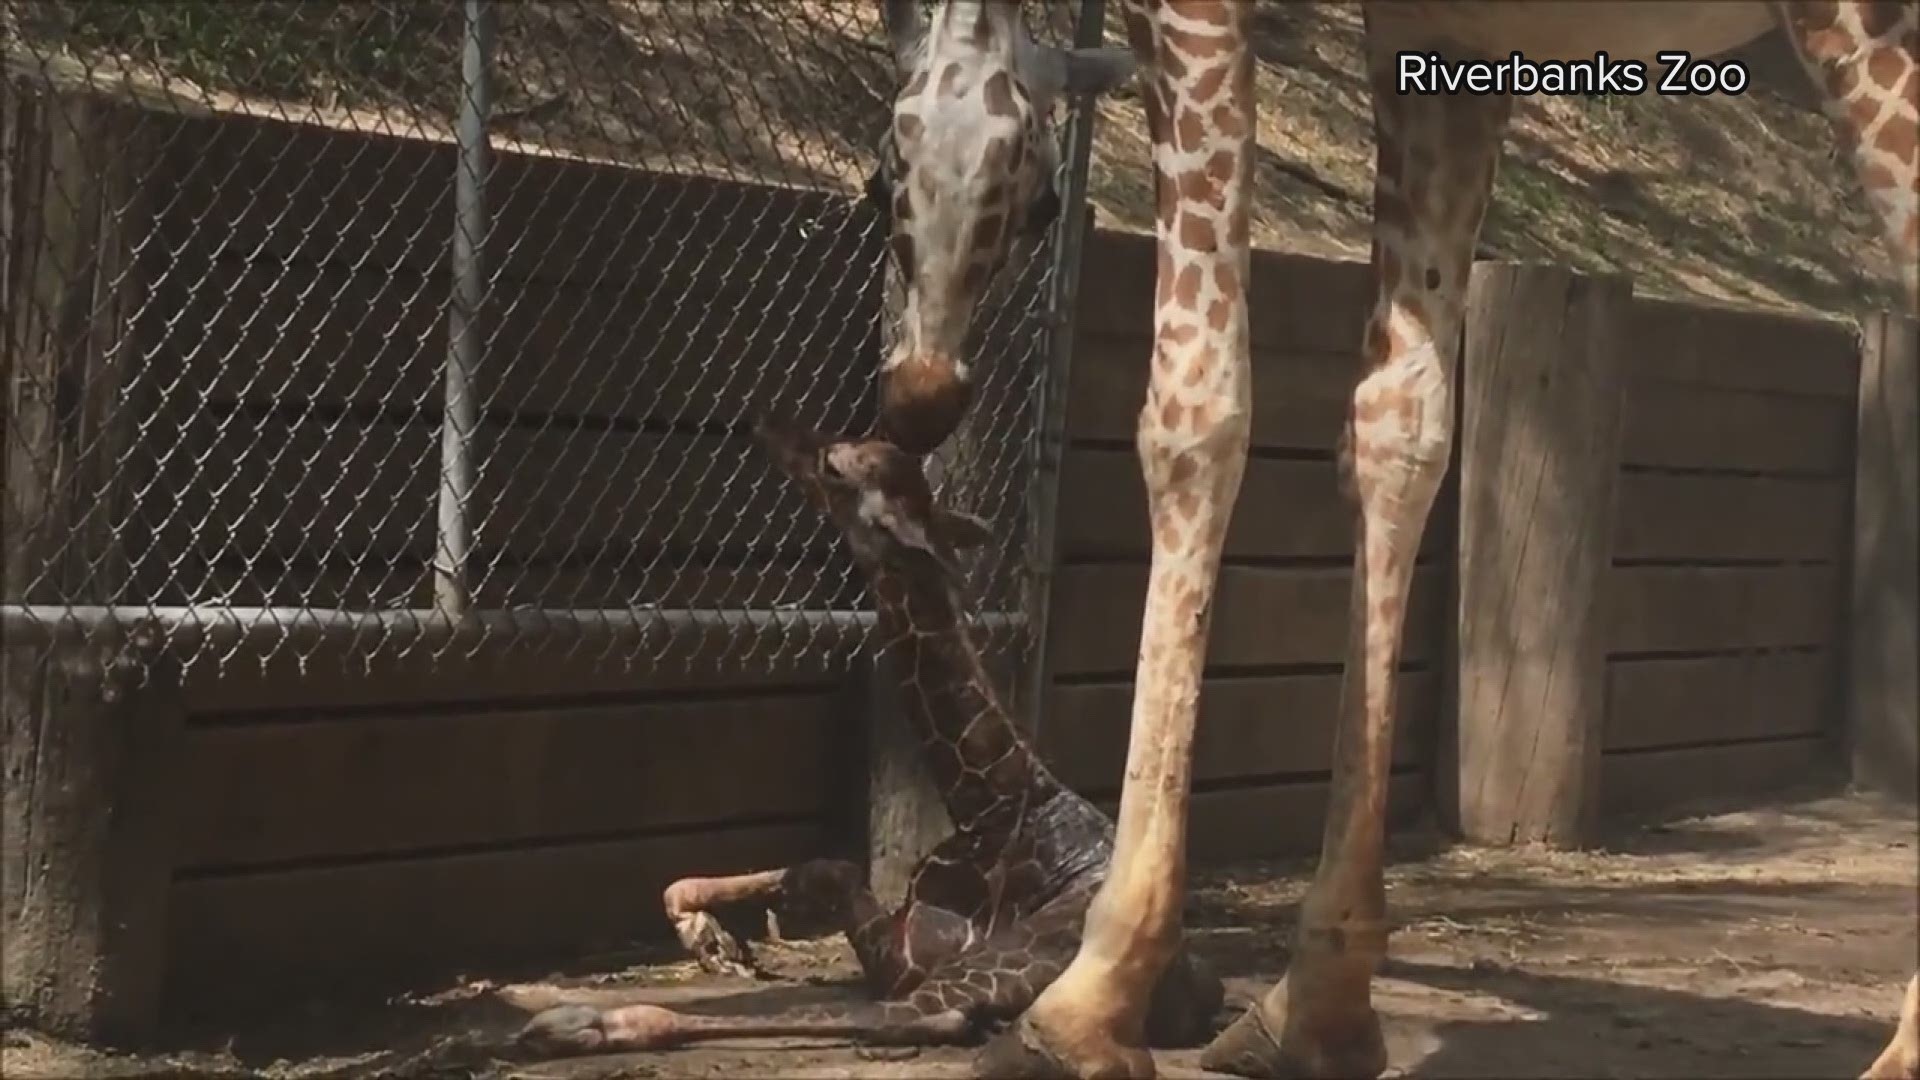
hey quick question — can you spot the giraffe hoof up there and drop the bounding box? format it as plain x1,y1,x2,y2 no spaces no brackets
975,1013,1156,1080
1199,998,1387,1079
517,1004,608,1057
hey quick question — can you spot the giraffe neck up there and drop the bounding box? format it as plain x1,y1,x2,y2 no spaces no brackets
867,561,1060,832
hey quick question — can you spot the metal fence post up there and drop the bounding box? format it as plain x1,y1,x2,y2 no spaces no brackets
436,0,493,619
1019,0,1108,739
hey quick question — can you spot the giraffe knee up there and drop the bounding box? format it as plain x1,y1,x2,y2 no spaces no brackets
1347,364,1452,511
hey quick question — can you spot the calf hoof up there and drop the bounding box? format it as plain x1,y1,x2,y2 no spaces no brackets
676,910,759,979
1199,997,1387,1079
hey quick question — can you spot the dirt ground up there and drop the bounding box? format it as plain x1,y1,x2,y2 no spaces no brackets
6,787,1915,1080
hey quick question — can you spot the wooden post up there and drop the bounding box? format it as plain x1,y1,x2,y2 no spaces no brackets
1848,312,1918,803
1,87,180,1041
1447,262,1631,848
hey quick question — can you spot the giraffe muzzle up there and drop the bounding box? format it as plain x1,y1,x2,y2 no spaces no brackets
879,353,975,456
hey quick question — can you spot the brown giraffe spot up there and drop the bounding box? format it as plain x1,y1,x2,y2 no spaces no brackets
1186,2,1231,28
1868,48,1908,91
1190,60,1230,105
1168,455,1196,486
902,70,928,99
896,113,924,143
1160,398,1186,431
1860,1,1907,39
1207,147,1238,188
1211,102,1246,140
982,137,1012,177
1162,323,1199,348
963,259,991,295
1424,266,1442,291
1862,160,1900,193
893,189,914,223
1007,133,1027,173
938,62,963,98
891,234,915,272
1174,106,1208,153
1874,107,1916,163
1214,260,1239,297
1207,296,1233,332
974,213,1007,252
1173,262,1203,309
982,71,1018,118
1179,210,1217,251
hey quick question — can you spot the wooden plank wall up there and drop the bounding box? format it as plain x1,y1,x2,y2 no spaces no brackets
131,112,882,1016
1599,297,1858,819
1037,231,1435,864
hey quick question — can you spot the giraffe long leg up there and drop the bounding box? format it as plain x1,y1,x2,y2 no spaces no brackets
978,3,1257,1077
1771,7,1918,1077
1201,24,1515,1080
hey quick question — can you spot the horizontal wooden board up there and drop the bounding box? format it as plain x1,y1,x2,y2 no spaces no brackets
1605,651,1835,752
1066,336,1358,452
1042,671,1436,793
1056,450,1448,563
1076,230,1372,355
1624,296,1858,399
143,556,862,611
177,691,842,869
1049,565,1443,678
1606,565,1838,655
163,257,879,429
1619,382,1853,475
157,418,835,564
1090,774,1425,867
165,822,825,1008
1612,473,1848,563
153,111,882,295
182,632,855,714
1600,736,1837,820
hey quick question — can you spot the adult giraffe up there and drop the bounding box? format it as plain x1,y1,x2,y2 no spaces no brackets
863,0,1920,1077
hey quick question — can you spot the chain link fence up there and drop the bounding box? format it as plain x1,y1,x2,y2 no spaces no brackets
2,0,1104,681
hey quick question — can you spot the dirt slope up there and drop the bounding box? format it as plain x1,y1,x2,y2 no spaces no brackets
18,1,1906,318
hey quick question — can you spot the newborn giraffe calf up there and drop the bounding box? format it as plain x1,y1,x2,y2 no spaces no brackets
517,418,1224,1058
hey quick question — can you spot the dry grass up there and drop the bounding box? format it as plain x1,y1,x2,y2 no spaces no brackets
13,1,1906,317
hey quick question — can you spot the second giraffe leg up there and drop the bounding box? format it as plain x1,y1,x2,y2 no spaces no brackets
1202,36,1514,1080
978,3,1257,1077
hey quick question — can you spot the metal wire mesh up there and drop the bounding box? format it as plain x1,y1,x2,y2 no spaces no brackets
2,0,1098,679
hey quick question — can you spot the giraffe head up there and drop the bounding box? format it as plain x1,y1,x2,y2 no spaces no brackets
866,0,1135,454
755,415,991,586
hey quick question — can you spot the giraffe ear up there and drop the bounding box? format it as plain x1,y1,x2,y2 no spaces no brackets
933,508,992,552
1047,46,1137,98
